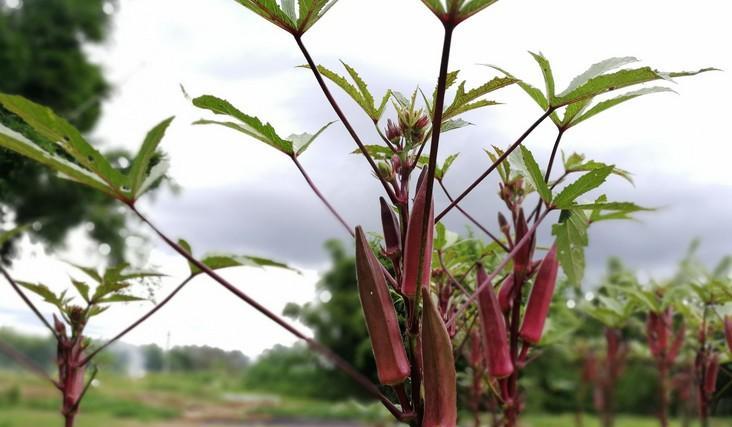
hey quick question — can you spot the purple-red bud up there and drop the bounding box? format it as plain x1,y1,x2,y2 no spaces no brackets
415,115,430,130
379,197,401,258
355,226,410,385
519,244,559,345
386,119,402,143
476,263,513,378
402,172,434,297
421,288,457,427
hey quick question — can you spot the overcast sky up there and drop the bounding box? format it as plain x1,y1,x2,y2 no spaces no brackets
2,0,731,358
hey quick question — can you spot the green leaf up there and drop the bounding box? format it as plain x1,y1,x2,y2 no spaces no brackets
0,116,118,198
552,209,589,286
97,294,146,304
458,0,498,21
440,118,472,133
553,166,614,209
554,67,716,107
559,57,639,97
71,280,91,303
442,76,515,121
434,223,459,250
520,146,552,203
351,144,395,161
303,63,389,122
569,87,676,128
192,95,293,154
289,121,336,156
420,0,446,17
562,152,633,184
529,52,555,102
487,64,556,121
17,282,66,310
128,117,174,199
70,264,102,282
92,282,131,302
608,284,659,312
435,153,459,181
0,225,29,246
234,0,295,33
0,94,125,190
433,70,461,109
574,201,653,223
197,254,300,276
177,239,199,277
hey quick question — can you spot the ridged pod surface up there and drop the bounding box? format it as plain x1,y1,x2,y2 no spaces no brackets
402,175,434,297
421,288,457,427
476,263,513,378
355,226,410,385
519,244,559,345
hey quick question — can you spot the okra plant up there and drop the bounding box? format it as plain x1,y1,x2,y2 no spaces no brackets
0,1,716,426
0,228,294,426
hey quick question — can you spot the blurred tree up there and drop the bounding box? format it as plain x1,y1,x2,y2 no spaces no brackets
283,240,378,397
0,0,129,263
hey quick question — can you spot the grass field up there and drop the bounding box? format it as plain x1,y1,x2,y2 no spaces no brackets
1,370,730,426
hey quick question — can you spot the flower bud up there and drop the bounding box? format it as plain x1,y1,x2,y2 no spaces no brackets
421,288,457,427
391,154,402,175
476,263,513,378
519,244,559,345
355,226,410,385
402,172,434,297
377,161,394,181
385,119,402,143
379,197,401,258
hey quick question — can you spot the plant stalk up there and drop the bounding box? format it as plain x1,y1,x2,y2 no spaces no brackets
294,36,399,204
435,109,555,222
128,205,407,421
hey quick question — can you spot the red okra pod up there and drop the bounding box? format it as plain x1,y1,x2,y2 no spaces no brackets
519,244,559,345
497,273,515,315
402,173,434,298
705,354,720,395
724,316,732,354
421,287,457,427
354,226,410,385
513,210,532,276
379,197,401,258
476,263,513,378
669,322,685,362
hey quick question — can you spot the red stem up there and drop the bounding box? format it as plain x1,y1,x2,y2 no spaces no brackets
532,129,565,223
0,337,59,388
435,109,555,222
81,275,195,365
448,209,551,327
127,204,408,421
1,266,58,339
437,179,509,252
291,155,354,237
294,36,399,204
